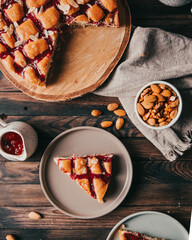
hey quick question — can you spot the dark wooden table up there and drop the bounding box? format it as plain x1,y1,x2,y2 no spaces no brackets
1,0,192,239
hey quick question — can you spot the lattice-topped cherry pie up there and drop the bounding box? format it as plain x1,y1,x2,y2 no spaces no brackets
119,229,165,240
0,0,119,86
54,154,113,203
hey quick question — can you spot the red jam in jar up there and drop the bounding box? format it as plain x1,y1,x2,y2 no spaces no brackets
1,132,23,155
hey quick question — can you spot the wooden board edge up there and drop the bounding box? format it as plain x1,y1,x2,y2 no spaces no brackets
0,0,132,102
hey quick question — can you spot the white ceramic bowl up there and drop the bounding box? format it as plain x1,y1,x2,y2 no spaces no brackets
134,81,182,130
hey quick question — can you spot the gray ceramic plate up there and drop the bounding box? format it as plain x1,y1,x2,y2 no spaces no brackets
106,211,188,240
39,126,133,219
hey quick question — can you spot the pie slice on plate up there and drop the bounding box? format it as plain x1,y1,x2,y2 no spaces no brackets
54,154,113,203
119,229,165,240
0,0,120,86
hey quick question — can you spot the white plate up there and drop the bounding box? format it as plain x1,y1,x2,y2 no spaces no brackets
107,211,188,240
39,126,133,219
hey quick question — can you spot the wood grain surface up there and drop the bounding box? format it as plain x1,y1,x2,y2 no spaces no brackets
0,0,131,102
0,0,192,239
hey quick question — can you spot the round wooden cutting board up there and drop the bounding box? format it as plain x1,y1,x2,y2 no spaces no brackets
0,1,131,102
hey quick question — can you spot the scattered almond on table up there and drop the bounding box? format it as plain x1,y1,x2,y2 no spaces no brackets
6,235,16,240
107,103,119,111
91,103,127,130
101,121,113,128
28,211,42,220
116,118,124,130
137,83,179,127
114,109,126,117
91,110,102,117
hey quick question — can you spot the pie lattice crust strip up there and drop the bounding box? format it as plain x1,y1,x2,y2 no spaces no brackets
54,153,113,203
0,0,119,86
119,229,166,240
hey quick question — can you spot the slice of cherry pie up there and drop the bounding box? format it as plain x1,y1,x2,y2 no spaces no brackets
119,229,165,240
54,154,113,203
0,0,120,86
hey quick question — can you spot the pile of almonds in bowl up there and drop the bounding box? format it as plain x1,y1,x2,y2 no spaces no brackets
134,81,182,129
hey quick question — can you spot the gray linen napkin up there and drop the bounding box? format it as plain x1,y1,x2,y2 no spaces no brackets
95,27,192,161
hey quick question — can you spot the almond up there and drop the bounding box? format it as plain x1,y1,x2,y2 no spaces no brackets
147,118,156,126
166,118,172,123
143,111,151,121
114,109,126,116
141,101,154,109
164,108,173,112
141,88,151,97
91,109,102,117
159,83,166,89
156,112,161,119
6,235,16,240
159,121,168,126
150,84,161,93
163,111,169,117
169,96,176,101
158,118,165,123
169,98,179,108
116,118,124,130
101,121,113,128
137,103,145,116
67,0,79,8
154,102,162,109
161,89,171,98
107,103,119,111
170,109,177,119
144,95,157,102
153,93,165,102
28,211,42,220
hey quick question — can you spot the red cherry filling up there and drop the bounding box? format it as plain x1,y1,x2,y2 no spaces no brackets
0,0,118,83
58,154,112,199
123,233,148,240
1,131,23,155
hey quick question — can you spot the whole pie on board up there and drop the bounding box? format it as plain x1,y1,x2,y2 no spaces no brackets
119,229,165,240
54,154,113,203
0,0,119,86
